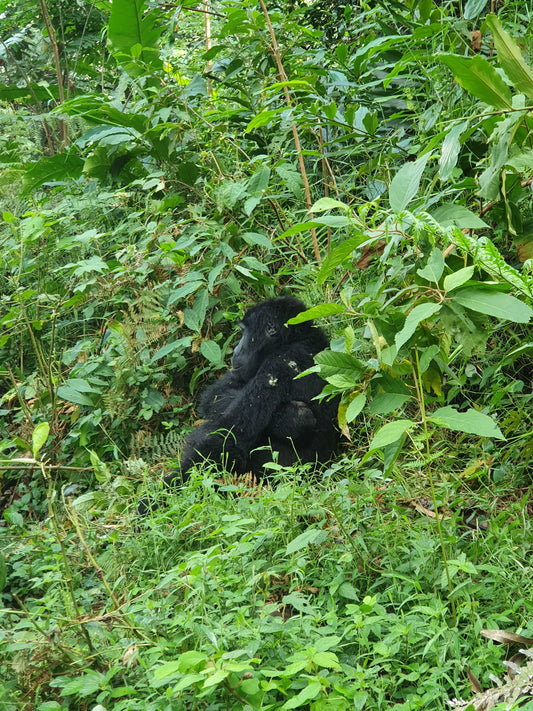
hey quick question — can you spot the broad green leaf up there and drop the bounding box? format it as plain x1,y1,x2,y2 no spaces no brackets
108,0,163,75
286,528,327,555
57,384,95,406
389,153,430,213
200,340,222,364
453,288,533,323
430,204,489,229
278,216,348,239
22,152,84,195
417,248,445,283
368,392,410,415
287,303,345,324
369,419,415,452
395,302,442,351
439,54,513,109
312,651,342,669
486,15,533,101
464,0,489,19
32,423,50,458
346,392,366,423
310,197,349,212
314,350,364,383
317,234,369,284
439,120,468,182
246,108,285,131
280,681,321,709
247,165,271,194
151,337,192,362
443,266,475,292
428,406,505,440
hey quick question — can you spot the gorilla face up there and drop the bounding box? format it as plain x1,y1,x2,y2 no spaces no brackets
231,297,306,381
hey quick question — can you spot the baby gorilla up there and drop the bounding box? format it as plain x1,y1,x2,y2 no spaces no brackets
151,296,339,503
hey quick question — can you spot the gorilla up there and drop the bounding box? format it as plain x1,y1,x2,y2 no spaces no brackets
140,296,339,511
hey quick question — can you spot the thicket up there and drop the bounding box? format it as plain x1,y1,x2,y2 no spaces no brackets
0,0,532,709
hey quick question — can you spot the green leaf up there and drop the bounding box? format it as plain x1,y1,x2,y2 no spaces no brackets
310,197,349,212
200,340,222,364
314,350,363,384
286,303,345,324
439,120,468,182
430,204,489,229
32,423,50,458
368,392,410,415
22,152,84,195
108,0,163,75
0,553,6,593
57,384,95,407
486,15,533,101
312,651,342,670
439,54,513,109
464,0,489,19
389,153,430,213
346,392,366,423
428,406,505,440
369,419,415,452
395,302,442,351
286,528,327,555
443,266,475,292
317,234,368,284
417,248,445,283
281,681,322,709
453,288,533,323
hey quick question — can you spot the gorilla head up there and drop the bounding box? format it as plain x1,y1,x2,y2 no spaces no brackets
231,296,308,382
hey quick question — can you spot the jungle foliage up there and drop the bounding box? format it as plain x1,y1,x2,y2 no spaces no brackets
0,0,532,709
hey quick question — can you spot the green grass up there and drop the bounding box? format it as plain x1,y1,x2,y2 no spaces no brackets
1,463,531,710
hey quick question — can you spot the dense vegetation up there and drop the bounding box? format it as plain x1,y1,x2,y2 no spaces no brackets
1,0,532,708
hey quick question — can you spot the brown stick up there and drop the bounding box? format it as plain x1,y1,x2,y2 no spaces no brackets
258,0,321,264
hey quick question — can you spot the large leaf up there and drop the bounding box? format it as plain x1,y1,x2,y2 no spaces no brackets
453,288,533,323
317,235,368,284
369,419,415,452
22,152,84,195
439,54,513,109
430,204,489,229
389,153,430,213
395,302,442,351
486,15,533,101
287,303,345,324
108,0,163,75
428,406,505,440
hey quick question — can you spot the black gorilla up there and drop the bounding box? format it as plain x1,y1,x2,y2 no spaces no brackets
144,297,338,508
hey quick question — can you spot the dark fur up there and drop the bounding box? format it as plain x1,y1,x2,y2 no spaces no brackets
138,297,338,513
166,296,338,487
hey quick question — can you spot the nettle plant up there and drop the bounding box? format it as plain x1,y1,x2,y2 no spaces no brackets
288,197,533,475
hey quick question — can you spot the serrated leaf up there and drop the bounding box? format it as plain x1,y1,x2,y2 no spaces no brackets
389,153,430,213
428,406,505,440
443,266,475,292
395,302,442,351
453,288,533,323
439,54,513,109
486,14,533,101
369,419,415,452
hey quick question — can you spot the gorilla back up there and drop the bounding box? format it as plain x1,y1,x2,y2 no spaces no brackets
165,296,339,489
